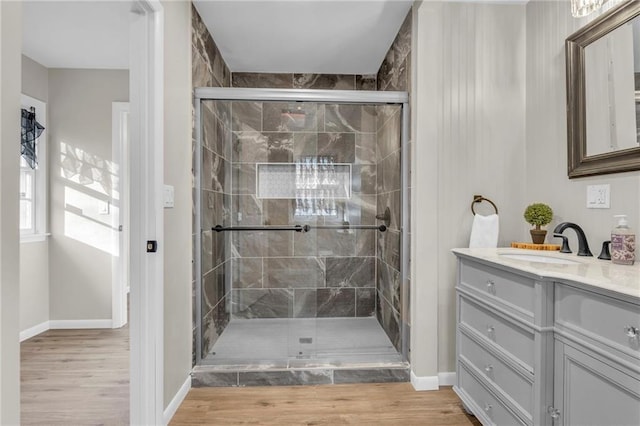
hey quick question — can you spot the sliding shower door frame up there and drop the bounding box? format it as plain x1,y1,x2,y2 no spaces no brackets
194,87,410,365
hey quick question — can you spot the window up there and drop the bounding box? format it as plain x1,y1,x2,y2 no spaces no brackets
20,94,48,242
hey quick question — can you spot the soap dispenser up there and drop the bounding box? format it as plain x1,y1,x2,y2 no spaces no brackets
611,215,635,265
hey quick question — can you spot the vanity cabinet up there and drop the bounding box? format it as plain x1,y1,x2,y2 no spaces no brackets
454,254,640,426
455,259,553,426
552,283,640,426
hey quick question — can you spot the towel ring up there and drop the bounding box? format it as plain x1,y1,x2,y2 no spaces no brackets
471,195,498,215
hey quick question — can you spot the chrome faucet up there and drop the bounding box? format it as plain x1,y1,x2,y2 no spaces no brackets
553,222,593,257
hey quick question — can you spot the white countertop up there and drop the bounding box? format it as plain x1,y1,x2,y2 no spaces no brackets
452,247,640,299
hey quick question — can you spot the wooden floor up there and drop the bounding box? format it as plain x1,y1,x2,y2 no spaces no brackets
171,383,481,425
20,327,129,425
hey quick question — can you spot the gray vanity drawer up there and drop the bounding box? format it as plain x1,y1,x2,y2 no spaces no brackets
460,261,535,316
459,331,533,418
460,296,535,372
555,284,640,356
458,365,528,426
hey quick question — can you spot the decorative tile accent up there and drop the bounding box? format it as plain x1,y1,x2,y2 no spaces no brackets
256,162,351,200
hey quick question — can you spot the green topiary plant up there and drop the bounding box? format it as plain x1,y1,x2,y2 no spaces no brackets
524,203,553,230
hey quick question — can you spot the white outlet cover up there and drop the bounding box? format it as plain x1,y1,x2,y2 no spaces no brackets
586,184,610,209
163,184,174,208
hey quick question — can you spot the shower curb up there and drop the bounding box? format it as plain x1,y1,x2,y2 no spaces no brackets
191,365,410,387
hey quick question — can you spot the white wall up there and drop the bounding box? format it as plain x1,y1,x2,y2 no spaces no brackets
20,55,50,333
412,0,527,376
0,2,22,422
162,0,193,409
526,0,640,253
47,69,128,321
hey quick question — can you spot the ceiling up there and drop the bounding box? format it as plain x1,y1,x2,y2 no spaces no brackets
22,1,131,69
23,0,413,74
193,0,413,74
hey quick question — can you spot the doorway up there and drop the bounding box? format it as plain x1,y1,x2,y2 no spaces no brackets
17,0,164,423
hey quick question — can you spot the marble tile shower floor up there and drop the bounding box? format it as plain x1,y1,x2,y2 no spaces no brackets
203,317,404,369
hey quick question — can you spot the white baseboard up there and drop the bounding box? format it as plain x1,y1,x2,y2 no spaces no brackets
438,371,456,386
410,371,439,391
410,371,457,390
49,319,113,329
20,320,50,342
163,375,191,425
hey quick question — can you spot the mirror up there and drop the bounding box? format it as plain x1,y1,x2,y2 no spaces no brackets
566,0,640,178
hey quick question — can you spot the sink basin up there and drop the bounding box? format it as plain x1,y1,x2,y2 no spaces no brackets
499,253,580,265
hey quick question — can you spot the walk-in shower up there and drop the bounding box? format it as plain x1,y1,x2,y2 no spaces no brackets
194,88,409,377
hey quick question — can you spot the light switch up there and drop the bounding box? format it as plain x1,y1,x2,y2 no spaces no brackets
586,184,610,209
163,185,174,208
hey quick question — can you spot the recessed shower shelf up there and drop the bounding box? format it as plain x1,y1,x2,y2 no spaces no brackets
256,161,352,200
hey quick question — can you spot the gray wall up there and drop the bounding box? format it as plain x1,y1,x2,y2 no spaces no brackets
20,55,50,333
48,69,128,321
412,1,527,377
526,0,640,250
0,2,22,422
163,0,194,409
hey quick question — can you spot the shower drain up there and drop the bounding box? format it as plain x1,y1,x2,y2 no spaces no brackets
299,337,313,344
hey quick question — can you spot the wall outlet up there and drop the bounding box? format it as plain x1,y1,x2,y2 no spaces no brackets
586,184,610,209
163,185,174,208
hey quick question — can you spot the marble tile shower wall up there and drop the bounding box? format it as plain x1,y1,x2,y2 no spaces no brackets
192,5,232,364
376,9,412,353
229,100,379,320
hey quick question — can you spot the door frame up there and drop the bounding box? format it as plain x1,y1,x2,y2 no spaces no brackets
128,0,164,423
111,101,129,329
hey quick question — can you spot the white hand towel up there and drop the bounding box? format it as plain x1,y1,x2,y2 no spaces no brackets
469,214,499,248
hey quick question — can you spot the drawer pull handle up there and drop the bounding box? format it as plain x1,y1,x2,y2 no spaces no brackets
624,325,639,338
487,325,495,337
486,280,495,294
484,364,494,373
484,403,492,413
548,406,561,420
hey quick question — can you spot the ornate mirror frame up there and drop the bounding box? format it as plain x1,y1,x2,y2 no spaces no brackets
566,0,640,178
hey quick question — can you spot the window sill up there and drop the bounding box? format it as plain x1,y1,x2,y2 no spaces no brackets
20,233,50,244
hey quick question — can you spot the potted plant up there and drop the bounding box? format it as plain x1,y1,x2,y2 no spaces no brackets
524,203,553,244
